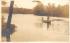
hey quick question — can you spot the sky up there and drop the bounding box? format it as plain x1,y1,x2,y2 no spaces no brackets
3,0,69,9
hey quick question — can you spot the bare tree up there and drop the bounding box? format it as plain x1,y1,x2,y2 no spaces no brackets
33,1,45,15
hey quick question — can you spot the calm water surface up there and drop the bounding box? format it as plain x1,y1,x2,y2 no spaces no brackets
2,14,69,41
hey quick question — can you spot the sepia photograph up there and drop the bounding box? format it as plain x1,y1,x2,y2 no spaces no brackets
1,0,69,42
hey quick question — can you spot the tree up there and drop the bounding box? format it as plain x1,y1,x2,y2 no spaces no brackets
62,5,69,17
2,16,16,41
33,1,45,15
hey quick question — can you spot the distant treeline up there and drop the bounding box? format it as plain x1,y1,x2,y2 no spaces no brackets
33,2,69,18
2,1,69,18
2,4,69,18
2,7,33,14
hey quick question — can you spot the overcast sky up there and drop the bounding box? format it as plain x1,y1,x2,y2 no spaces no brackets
3,0,69,9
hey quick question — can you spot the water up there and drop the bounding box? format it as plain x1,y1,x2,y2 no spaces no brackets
2,14,69,41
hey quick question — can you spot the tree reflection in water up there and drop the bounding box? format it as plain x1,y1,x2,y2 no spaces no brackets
2,16,16,41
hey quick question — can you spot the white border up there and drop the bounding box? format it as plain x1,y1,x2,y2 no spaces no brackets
0,0,70,43
0,0,1,42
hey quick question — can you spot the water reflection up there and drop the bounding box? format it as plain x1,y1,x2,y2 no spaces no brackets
2,16,16,41
2,14,69,41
